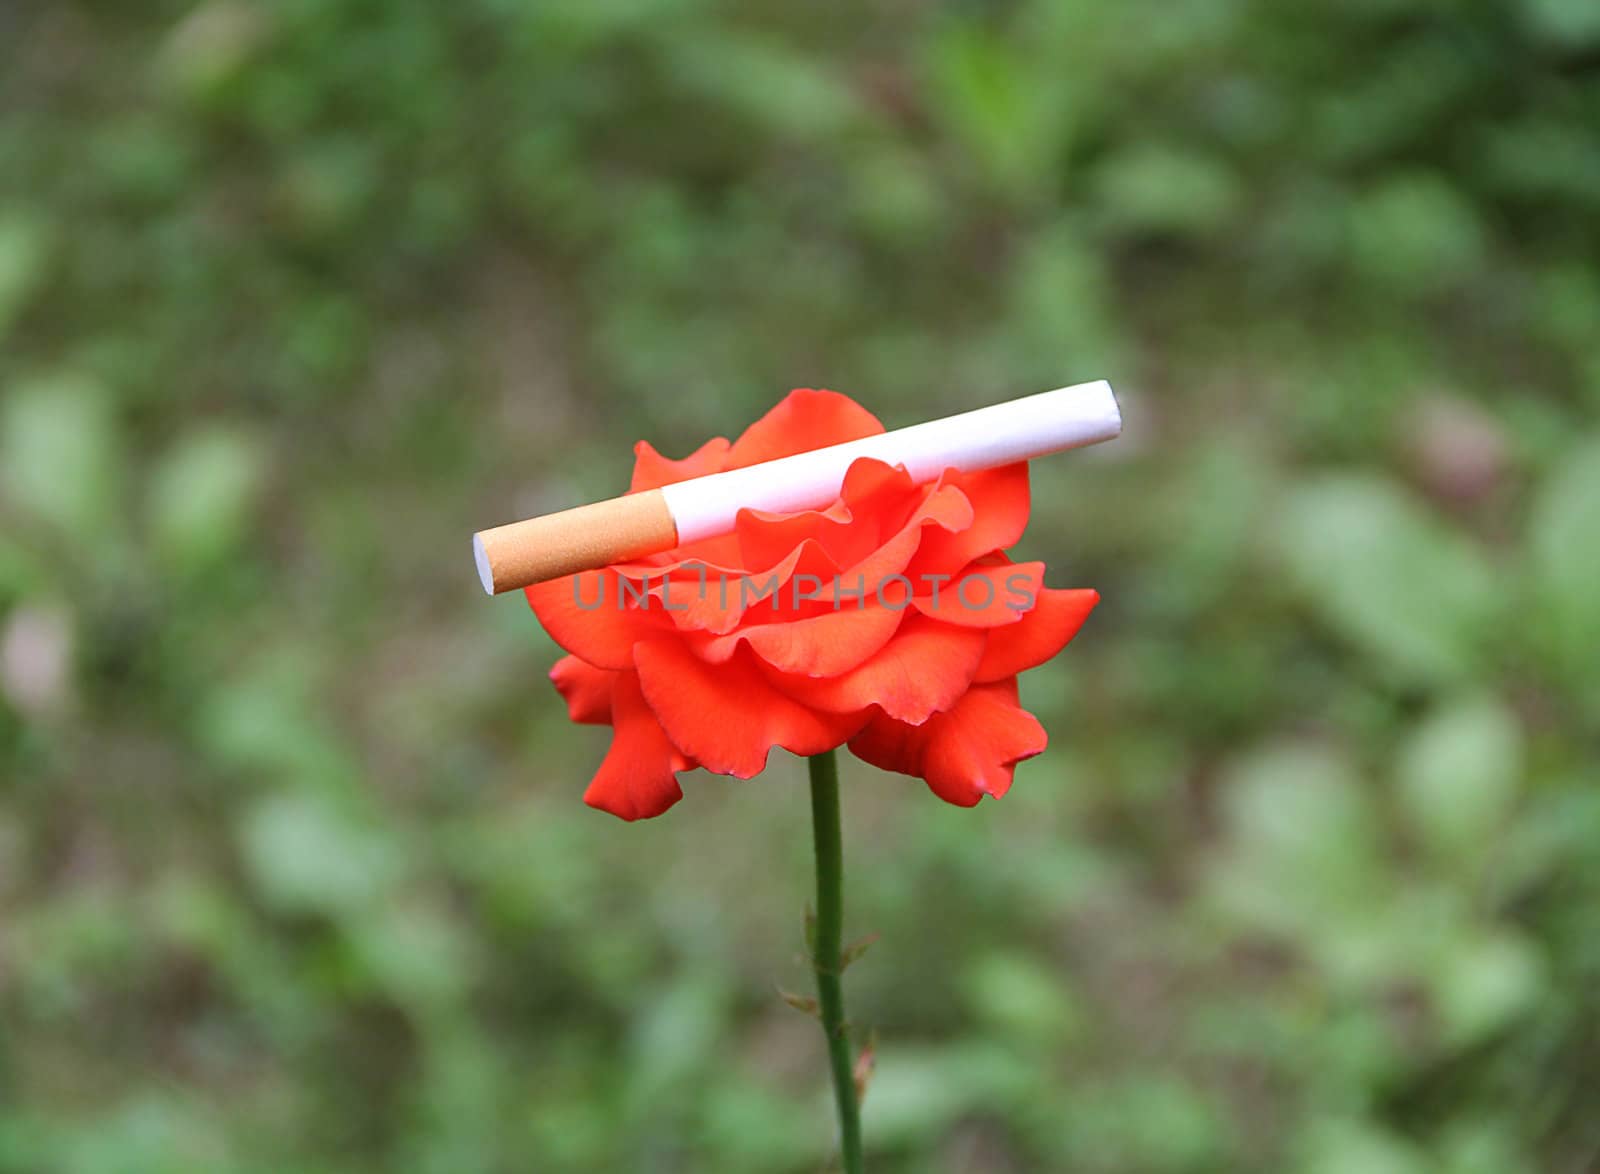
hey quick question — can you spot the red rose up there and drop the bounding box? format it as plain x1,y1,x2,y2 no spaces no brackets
528,389,1099,820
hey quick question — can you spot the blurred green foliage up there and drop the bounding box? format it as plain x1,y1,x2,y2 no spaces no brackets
3,0,1600,1170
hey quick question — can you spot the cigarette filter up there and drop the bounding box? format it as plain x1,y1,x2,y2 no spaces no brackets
474,379,1121,594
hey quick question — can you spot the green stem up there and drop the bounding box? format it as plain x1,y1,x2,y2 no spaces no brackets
808,748,863,1173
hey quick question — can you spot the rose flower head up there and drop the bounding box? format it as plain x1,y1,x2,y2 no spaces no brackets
527,389,1099,820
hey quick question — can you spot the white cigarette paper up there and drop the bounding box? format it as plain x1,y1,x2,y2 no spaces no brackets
473,379,1121,594
663,380,1121,542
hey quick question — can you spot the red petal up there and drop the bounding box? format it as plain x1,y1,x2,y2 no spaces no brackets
550,656,615,724
726,389,885,468
735,505,853,578
976,588,1099,683
848,679,1047,807
699,601,905,677
612,534,749,579
630,436,732,491
634,465,970,635
775,614,985,723
729,461,969,619
583,671,690,821
907,462,1031,576
911,561,1043,628
526,572,671,669
735,458,912,575
644,543,814,635
818,483,974,606
634,639,865,777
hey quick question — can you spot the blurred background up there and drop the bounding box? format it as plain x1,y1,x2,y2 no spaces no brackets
3,1,1600,1171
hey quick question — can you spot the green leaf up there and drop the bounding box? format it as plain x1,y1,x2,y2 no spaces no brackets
1223,746,1380,886
1298,1118,1429,1174
238,792,400,917
1060,1075,1229,1172
147,426,266,568
924,26,1076,193
1429,932,1544,1048
1526,437,1600,700
1208,744,1399,982
1519,0,1600,46
663,32,859,140
625,976,729,1114
348,903,472,1009
0,210,50,342
1276,476,1498,686
1349,174,1485,297
1438,1120,1538,1174
701,1081,819,1168
862,1043,1035,1145
0,373,123,541
159,0,273,99
1008,224,1121,379
1093,146,1242,239
961,952,1080,1044
1396,695,1523,856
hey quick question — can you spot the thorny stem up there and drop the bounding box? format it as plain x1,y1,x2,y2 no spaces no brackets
808,748,863,1173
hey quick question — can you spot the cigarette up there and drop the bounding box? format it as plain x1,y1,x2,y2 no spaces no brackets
473,379,1121,595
